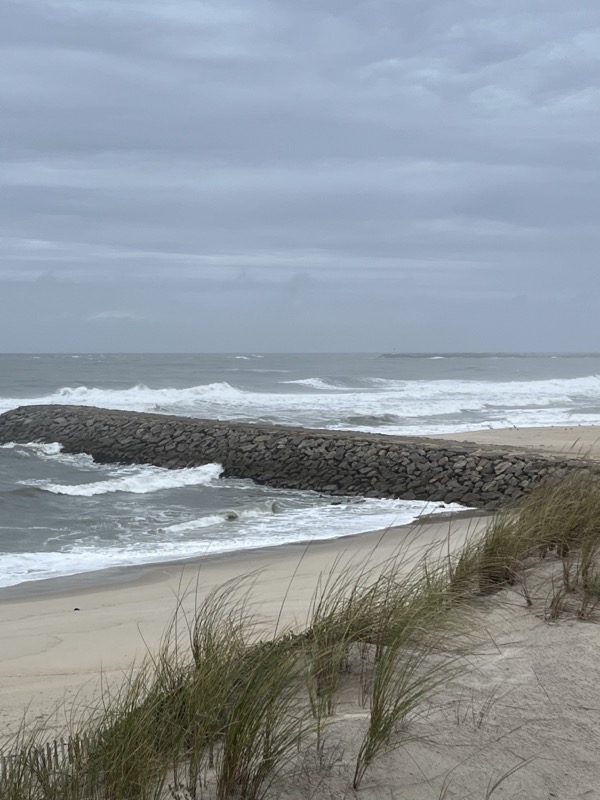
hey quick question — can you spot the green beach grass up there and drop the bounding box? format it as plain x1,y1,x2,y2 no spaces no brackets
2,471,600,799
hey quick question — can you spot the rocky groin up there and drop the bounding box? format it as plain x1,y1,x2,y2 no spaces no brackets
0,405,595,508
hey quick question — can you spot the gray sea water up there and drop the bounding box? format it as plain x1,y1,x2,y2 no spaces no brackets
1,352,599,589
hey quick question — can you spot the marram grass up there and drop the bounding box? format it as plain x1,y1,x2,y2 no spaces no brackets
2,472,600,798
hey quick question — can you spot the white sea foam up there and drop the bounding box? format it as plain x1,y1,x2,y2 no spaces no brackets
24,463,223,497
2,441,104,470
1,375,600,434
163,500,282,533
1,441,63,456
164,507,271,533
162,514,227,532
0,497,463,588
280,377,355,390
0,382,244,417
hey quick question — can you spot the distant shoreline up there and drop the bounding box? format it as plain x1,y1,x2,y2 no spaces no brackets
380,351,600,358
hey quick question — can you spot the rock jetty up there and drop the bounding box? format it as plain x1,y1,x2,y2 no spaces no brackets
0,405,595,508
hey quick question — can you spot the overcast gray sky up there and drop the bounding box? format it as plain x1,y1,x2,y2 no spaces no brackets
2,0,599,352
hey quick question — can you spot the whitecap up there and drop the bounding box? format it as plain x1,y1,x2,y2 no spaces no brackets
1,375,600,435
1,441,102,470
280,377,353,391
24,463,223,497
1,441,63,456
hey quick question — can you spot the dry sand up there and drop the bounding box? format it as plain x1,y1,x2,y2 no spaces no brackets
0,513,485,737
284,561,600,800
432,424,600,460
1,424,600,798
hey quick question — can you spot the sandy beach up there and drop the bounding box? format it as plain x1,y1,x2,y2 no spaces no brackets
0,512,487,737
2,424,600,798
432,424,600,459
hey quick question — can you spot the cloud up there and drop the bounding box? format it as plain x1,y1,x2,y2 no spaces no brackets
87,310,141,322
1,0,599,350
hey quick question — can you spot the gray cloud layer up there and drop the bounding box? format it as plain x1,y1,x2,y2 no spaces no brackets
2,0,599,351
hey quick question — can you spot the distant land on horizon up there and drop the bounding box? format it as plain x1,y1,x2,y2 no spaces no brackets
380,352,600,358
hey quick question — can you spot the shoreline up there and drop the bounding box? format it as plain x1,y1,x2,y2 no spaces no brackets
0,423,597,737
0,511,488,736
0,506,484,603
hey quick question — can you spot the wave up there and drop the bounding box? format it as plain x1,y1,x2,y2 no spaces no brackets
0,485,50,502
23,463,223,497
280,378,355,390
225,369,290,374
0,382,246,416
163,500,283,533
2,374,600,410
1,441,63,456
341,413,403,426
1,441,105,472
0,497,465,588
1,375,600,436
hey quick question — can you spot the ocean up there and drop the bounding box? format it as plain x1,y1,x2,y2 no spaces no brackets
1,352,599,590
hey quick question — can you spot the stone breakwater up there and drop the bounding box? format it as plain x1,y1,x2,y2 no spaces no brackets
0,405,596,508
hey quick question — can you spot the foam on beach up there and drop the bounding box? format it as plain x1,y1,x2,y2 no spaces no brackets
0,492,464,588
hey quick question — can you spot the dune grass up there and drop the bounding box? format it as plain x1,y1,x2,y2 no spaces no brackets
2,471,600,798
454,471,600,617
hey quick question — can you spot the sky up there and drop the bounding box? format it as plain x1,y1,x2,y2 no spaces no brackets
1,0,599,352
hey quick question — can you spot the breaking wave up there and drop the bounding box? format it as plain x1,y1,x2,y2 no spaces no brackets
22,463,223,497
1,375,600,435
